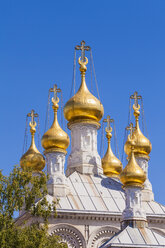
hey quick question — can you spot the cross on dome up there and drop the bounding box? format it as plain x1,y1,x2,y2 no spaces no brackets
130,91,142,108
75,40,90,62
103,115,114,133
27,109,38,126
50,84,61,102
126,122,135,139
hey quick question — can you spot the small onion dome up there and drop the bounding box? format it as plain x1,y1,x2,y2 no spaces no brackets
20,123,45,171
42,98,70,154
124,104,152,158
120,149,146,187
63,57,104,128
102,131,122,178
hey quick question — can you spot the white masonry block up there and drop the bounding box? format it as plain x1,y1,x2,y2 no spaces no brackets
136,157,154,201
123,187,146,221
45,152,69,197
66,122,103,176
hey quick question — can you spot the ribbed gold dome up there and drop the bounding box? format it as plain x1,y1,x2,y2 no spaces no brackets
120,149,146,187
102,130,122,178
42,97,70,154
20,122,45,171
63,57,104,127
125,104,152,158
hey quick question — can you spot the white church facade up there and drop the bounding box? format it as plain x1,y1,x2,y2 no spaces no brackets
16,41,165,248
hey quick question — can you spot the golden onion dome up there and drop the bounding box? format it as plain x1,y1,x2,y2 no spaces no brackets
124,103,152,158
120,147,146,187
63,56,104,128
102,119,122,178
42,89,70,154
20,114,45,171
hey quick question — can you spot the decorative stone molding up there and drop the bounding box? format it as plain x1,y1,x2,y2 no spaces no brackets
66,123,103,176
56,210,122,223
136,157,154,201
87,226,119,248
45,152,69,196
49,224,86,248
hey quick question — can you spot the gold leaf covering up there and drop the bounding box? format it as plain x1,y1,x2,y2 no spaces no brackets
42,97,70,154
120,149,146,187
20,121,45,171
125,104,152,158
63,57,104,127
102,129,122,178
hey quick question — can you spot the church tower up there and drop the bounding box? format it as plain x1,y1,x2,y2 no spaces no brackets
64,41,104,176
42,85,70,196
124,92,153,201
20,110,45,172
102,115,122,179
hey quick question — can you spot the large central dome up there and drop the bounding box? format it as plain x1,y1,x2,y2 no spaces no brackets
63,57,104,126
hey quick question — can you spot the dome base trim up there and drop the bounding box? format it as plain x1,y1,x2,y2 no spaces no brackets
44,148,67,155
67,119,101,129
103,172,120,179
127,153,150,160
122,182,144,188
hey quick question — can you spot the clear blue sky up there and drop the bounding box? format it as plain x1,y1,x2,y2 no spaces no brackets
0,0,165,205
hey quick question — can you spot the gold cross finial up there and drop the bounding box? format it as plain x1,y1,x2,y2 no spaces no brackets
27,109,38,126
75,40,90,62
27,110,38,132
103,115,114,133
126,122,135,139
130,91,142,108
49,84,61,102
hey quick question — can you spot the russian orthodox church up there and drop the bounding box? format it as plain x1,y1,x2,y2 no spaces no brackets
17,41,165,248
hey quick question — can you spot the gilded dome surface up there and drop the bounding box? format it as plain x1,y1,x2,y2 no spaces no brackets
102,128,122,178
42,97,70,154
20,141,45,171
63,57,104,126
124,123,152,158
120,149,146,187
125,104,152,158
20,120,45,171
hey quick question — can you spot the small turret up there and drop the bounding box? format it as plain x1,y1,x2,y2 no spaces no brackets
124,92,152,159
42,84,70,154
102,116,122,178
20,110,45,172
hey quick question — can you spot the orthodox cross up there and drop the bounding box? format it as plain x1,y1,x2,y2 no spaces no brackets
130,91,142,108
27,109,38,126
75,40,90,62
126,122,134,139
50,84,61,101
103,115,114,132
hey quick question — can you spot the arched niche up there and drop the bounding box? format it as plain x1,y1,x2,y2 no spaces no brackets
49,224,86,248
87,225,119,248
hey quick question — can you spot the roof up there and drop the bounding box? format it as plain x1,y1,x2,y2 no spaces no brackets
56,171,165,216
99,225,165,248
